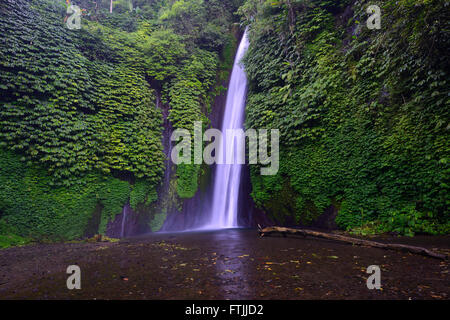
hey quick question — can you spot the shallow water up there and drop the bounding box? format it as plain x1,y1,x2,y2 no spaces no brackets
1,229,448,299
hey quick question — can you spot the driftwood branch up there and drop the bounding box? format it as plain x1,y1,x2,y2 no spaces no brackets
257,225,447,260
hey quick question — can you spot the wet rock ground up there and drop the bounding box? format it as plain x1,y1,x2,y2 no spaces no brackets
0,229,448,299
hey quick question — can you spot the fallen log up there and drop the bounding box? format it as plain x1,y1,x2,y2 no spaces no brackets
257,225,447,260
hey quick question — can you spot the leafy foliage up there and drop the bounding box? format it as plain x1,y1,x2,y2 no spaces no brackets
0,148,131,240
240,0,449,235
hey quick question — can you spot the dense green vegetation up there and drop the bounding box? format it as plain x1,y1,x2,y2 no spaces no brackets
0,0,241,246
240,0,449,235
0,0,448,247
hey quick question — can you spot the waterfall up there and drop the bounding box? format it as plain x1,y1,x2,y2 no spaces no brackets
120,205,128,238
204,30,250,229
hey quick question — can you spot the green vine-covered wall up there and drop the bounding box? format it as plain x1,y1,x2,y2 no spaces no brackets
240,0,449,236
1,0,448,247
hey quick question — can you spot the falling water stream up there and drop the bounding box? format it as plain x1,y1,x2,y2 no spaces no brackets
201,30,250,229
120,205,128,238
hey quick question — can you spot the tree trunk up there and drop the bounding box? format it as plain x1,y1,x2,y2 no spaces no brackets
258,225,447,260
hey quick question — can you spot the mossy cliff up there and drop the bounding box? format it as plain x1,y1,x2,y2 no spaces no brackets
0,0,242,247
240,0,449,235
0,0,448,247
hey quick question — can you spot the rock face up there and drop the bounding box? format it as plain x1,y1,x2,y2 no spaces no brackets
161,31,272,231
105,204,148,238
237,164,274,228
238,0,449,235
